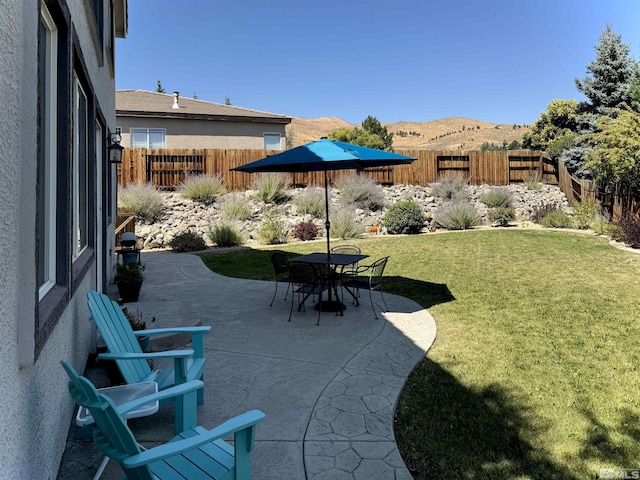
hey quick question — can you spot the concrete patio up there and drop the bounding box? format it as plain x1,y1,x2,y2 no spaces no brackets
57,250,436,479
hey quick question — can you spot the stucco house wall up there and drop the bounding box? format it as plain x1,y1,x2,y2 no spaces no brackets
0,1,123,478
118,116,287,149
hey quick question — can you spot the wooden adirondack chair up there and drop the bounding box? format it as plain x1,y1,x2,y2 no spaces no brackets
61,361,265,480
87,290,211,433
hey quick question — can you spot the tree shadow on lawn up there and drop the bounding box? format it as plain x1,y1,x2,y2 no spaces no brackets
578,406,640,470
384,276,455,310
395,358,580,480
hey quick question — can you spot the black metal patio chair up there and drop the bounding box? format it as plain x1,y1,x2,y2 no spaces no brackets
342,256,390,319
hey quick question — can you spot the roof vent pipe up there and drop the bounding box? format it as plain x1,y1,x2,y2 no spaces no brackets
172,91,180,109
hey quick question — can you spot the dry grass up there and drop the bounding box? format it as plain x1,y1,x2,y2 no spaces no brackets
286,116,530,150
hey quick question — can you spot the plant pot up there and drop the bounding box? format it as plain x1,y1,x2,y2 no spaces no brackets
117,281,142,303
429,226,437,233
369,226,379,234
137,335,150,352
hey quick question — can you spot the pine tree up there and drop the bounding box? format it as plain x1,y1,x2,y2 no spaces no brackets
575,25,635,116
156,80,166,93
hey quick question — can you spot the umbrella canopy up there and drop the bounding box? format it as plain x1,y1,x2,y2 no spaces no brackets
232,138,417,257
233,138,416,173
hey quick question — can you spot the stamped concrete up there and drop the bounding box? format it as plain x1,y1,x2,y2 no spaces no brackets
57,250,436,479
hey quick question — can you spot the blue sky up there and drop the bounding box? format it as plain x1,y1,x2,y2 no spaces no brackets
116,0,640,125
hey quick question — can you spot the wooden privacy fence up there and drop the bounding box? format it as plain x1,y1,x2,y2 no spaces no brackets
118,148,555,190
115,211,136,247
557,159,639,220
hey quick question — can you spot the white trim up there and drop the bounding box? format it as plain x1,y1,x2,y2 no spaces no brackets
73,74,89,260
38,2,58,300
130,127,166,148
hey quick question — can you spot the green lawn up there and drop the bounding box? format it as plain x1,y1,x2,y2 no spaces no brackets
201,230,640,479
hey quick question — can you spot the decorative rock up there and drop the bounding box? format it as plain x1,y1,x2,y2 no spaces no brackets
131,184,570,249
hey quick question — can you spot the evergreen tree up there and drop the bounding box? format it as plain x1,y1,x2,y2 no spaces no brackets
156,80,166,93
575,25,635,116
361,115,394,151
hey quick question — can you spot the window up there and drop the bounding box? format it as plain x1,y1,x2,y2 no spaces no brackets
264,133,281,150
37,2,58,299
73,74,89,258
131,128,165,148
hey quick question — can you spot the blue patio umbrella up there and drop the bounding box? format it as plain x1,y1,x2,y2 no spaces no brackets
232,138,417,258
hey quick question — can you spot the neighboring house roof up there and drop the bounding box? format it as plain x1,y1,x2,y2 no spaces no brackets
116,90,291,124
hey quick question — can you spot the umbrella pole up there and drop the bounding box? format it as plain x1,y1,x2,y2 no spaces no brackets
324,169,330,261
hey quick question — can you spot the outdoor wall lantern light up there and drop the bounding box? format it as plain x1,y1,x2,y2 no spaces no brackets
107,132,124,164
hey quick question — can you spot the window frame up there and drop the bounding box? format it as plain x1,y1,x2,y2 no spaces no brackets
264,132,282,150
37,2,58,300
72,73,89,260
130,127,166,148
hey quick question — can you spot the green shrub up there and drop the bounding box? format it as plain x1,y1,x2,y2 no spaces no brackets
177,174,226,203
169,230,207,252
434,201,481,230
257,211,287,244
118,183,164,221
480,187,513,208
221,194,252,221
531,204,557,223
207,223,243,247
488,207,516,227
294,187,325,217
571,199,598,229
330,208,363,239
335,174,385,211
616,213,640,248
292,220,319,241
252,173,288,204
589,213,610,235
383,199,425,234
429,175,469,201
540,210,573,228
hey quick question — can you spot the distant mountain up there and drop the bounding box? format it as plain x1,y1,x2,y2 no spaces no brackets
286,116,531,150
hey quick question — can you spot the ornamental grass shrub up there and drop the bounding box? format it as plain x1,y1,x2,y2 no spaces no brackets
292,220,319,241
168,230,207,252
589,214,610,235
383,199,425,234
523,172,543,191
294,187,325,217
429,175,469,201
221,194,252,221
434,201,481,230
252,173,288,204
480,187,513,208
488,207,516,227
257,211,287,244
571,199,598,229
177,174,226,203
118,182,164,221
330,208,363,239
335,174,385,211
540,210,573,228
207,223,243,247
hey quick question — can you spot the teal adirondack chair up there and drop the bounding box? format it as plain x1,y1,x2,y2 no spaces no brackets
61,361,265,480
87,290,211,433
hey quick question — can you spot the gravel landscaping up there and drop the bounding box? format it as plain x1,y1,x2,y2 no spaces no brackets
133,183,570,249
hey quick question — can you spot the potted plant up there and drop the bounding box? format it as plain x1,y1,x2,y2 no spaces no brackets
121,307,151,351
115,261,145,303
